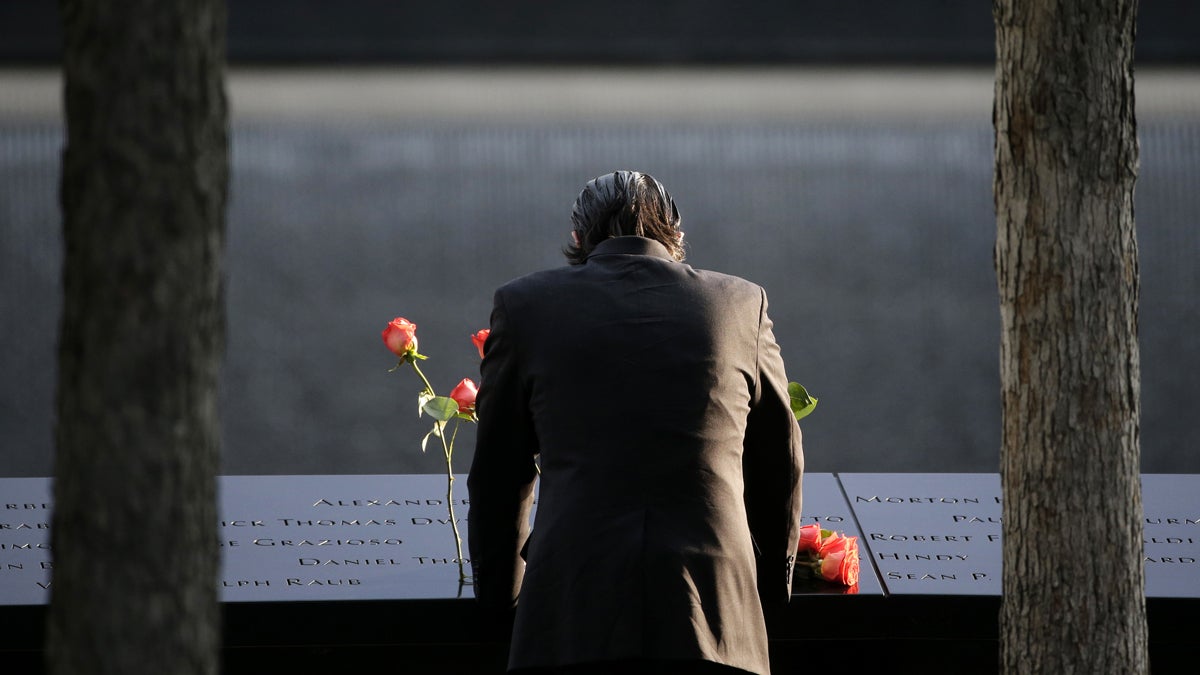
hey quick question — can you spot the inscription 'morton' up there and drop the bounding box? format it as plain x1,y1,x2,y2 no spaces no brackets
857,496,985,504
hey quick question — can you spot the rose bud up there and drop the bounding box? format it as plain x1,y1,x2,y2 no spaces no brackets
382,317,418,357
471,329,490,359
449,378,478,413
817,531,844,557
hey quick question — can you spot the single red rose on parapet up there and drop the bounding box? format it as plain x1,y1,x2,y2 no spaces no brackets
449,378,478,413
817,535,860,586
472,329,490,359
797,523,823,556
382,317,418,357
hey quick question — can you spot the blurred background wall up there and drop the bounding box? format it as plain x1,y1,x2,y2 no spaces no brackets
3,2,1200,64
2,2,1198,477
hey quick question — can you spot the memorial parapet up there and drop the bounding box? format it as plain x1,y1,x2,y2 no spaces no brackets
3,473,1198,603
2,473,883,606
2,473,1195,672
1,475,483,606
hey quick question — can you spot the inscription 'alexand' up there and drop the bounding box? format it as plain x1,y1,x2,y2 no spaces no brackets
313,498,469,507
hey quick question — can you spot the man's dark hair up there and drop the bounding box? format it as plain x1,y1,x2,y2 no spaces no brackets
564,171,684,265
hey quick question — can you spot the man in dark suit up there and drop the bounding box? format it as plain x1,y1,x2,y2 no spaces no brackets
468,171,804,675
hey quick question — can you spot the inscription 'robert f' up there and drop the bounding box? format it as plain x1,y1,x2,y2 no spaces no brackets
870,533,974,542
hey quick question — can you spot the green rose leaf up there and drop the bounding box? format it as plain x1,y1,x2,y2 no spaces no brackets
422,396,461,423
788,382,818,421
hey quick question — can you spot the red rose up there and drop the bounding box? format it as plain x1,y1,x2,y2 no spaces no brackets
471,329,490,359
839,537,861,586
797,523,823,556
382,317,418,357
449,378,478,413
817,535,860,586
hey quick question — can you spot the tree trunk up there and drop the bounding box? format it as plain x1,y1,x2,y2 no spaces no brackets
48,1,228,674
994,0,1147,672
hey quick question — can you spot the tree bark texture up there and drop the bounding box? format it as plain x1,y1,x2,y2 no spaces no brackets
994,1,1147,673
48,2,228,674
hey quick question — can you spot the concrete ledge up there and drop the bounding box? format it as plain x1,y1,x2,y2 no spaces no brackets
1,473,1195,672
3,67,1199,123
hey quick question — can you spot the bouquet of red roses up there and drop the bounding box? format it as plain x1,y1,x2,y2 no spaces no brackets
794,523,860,587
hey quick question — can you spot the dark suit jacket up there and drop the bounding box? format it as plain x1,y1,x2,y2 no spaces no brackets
467,236,804,675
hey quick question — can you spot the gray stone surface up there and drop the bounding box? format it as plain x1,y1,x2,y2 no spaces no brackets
2,472,875,605
843,473,1002,596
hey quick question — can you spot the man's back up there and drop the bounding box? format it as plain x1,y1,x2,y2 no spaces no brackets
470,236,803,674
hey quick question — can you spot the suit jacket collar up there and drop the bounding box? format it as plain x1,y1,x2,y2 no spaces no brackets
586,236,674,262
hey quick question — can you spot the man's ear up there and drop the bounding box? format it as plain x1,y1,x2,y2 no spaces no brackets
571,231,581,247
